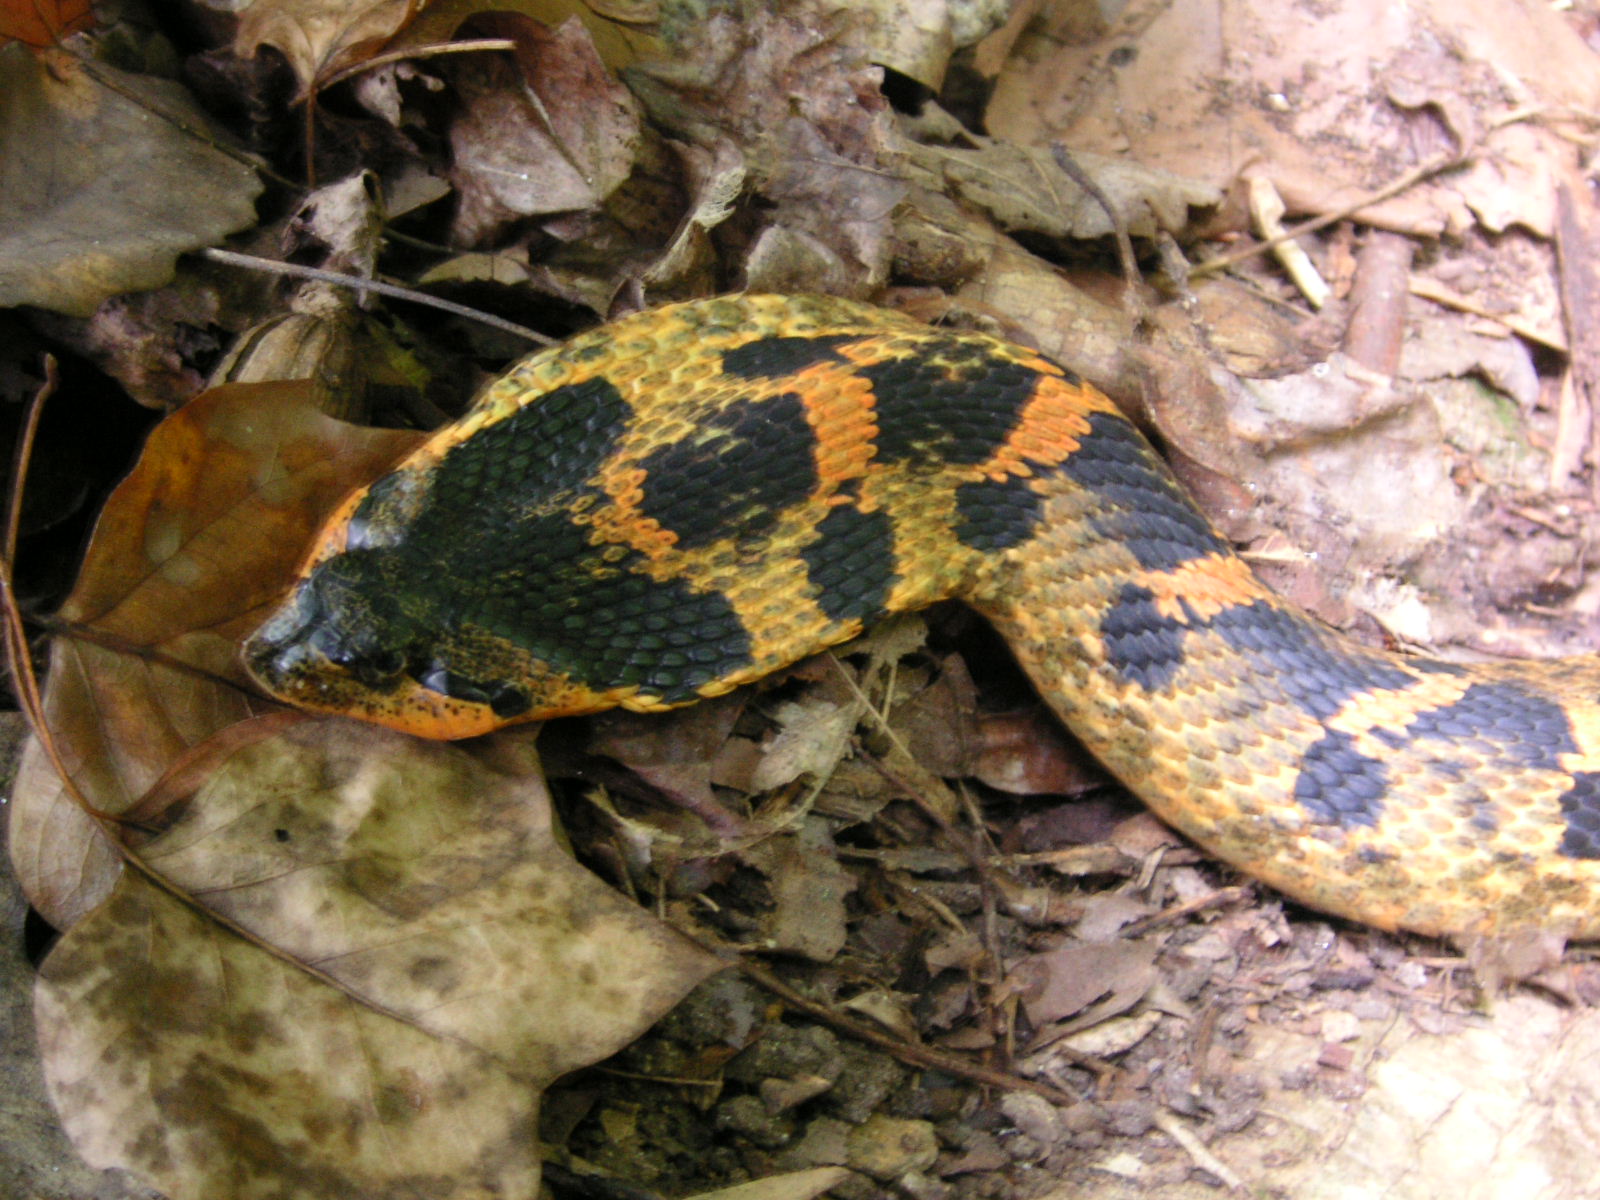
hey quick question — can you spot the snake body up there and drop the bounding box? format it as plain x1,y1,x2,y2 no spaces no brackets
245,295,1600,939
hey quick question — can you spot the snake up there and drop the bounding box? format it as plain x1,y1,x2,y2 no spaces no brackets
243,294,1600,941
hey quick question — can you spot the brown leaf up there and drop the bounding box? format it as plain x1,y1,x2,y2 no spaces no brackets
232,0,421,93
447,14,642,244
400,0,666,77
986,0,1600,239
0,47,262,317
1010,941,1158,1031
0,0,94,47
9,382,421,929
973,707,1108,797
36,720,720,1200
16,374,723,1198
739,819,853,962
841,0,961,91
628,8,903,295
641,136,745,291
902,114,1219,243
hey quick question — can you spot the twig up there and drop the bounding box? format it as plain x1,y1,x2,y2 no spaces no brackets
1152,1110,1249,1193
1119,886,1253,938
1191,151,1467,279
734,955,1091,1107
1408,277,1566,353
316,38,517,92
202,248,555,345
1051,144,1140,292
5,356,52,565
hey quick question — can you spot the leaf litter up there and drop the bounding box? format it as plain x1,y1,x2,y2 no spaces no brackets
37,720,718,1200
0,45,263,318
5,1,1600,1199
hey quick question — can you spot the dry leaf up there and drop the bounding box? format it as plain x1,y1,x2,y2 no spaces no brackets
36,720,720,1200
0,0,93,46
0,46,262,317
986,0,1600,238
1010,941,1158,1029
9,382,421,929
399,0,666,76
642,136,746,290
973,707,1107,796
629,7,904,296
740,819,853,962
447,13,642,244
749,696,858,793
844,0,960,91
903,108,1219,242
232,0,422,93
211,175,394,420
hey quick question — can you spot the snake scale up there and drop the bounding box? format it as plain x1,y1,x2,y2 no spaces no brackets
244,294,1600,940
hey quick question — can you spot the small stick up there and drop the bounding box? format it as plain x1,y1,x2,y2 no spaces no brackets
1192,151,1466,279
202,248,555,345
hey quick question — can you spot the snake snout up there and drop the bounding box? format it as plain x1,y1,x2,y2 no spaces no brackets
244,558,413,698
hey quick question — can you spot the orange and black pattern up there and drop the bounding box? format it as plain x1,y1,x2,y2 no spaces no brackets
245,294,1600,939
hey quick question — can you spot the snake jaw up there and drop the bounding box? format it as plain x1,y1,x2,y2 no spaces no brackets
245,604,398,711
244,605,511,739
245,548,422,712
245,550,571,735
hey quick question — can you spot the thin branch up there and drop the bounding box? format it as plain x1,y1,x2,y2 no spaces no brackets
1191,151,1467,279
734,955,1096,1105
202,248,556,345
316,38,517,92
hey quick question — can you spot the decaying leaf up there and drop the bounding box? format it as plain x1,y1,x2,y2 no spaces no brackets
903,105,1219,242
231,0,422,94
398,0,667,77
1010,940,1158,1032
740,818,854,962
447,14,642,244
35,720,719,1200
212,175,399,421
749,696,859,794
0,46,262,317
986,0,1600,238
630,7,904,296
972,707,1107,797
642,136,746,290
836,0,1011,92
0,0,94,47
9,382,421,929
684,1166,853,1200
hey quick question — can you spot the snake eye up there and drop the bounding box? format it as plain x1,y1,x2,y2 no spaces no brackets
325,645,406,689
354,649,407,687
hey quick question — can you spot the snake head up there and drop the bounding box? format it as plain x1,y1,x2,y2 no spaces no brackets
244,547,579,739
246,551,423,718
